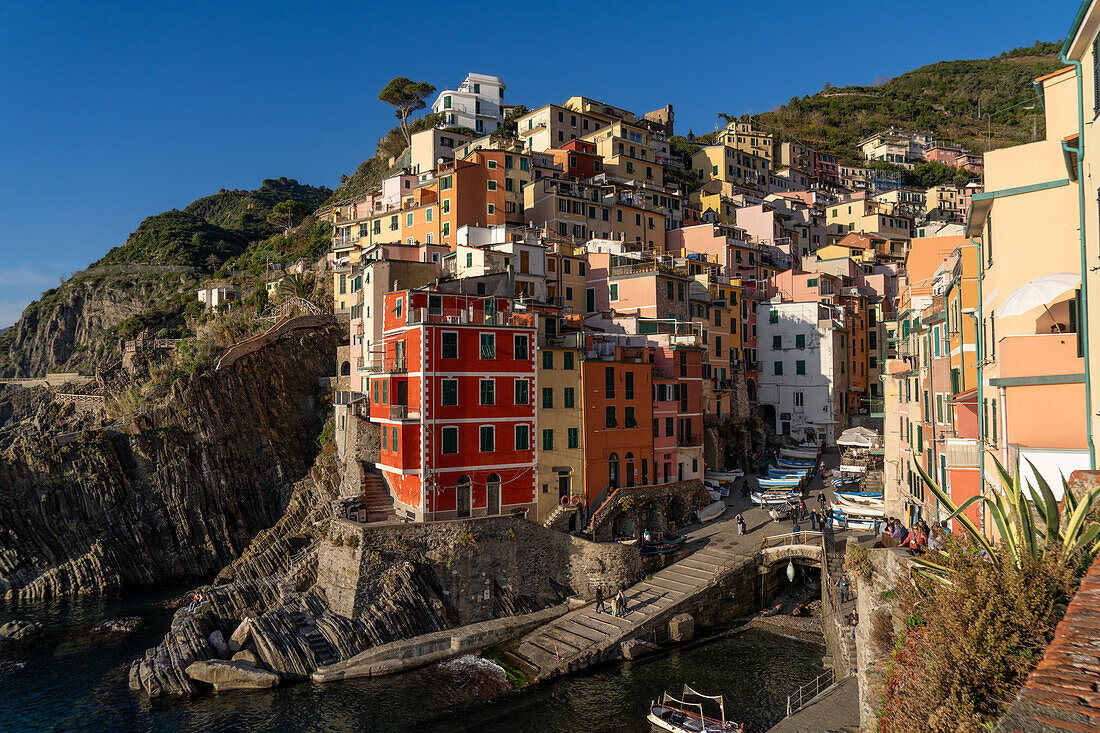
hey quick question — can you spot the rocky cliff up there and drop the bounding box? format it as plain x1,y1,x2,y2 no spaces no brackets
0,322,341,601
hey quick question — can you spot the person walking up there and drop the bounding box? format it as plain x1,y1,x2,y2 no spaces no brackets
594,585,606,614
616,589,628,617
836,575,851,604
736,513,746,535
810,511,817,531
799,500,807,520
818,492,826,511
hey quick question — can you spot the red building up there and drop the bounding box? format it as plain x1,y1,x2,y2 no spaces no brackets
370,290,537,521
550,139,603,181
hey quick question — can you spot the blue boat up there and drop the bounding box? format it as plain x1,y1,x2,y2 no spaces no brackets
776,458,815,469
835,490,883,499
758,477,801,488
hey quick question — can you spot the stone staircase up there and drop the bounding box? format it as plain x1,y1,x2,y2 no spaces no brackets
505,541,749,682
289,609,339,666
361,465,396,521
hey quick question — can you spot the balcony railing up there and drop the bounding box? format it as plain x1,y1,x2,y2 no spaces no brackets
389,405,421,421
361,357,407,373
677,433,700,447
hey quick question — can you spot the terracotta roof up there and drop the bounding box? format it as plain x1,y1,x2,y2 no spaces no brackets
996,544,1100,732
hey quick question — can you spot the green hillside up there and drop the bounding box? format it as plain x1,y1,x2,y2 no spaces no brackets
184,177,331,241
756,41,1065,163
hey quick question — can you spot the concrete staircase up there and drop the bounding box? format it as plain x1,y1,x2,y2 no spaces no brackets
505,542,746,682
361,465,396,521
289,609,339,666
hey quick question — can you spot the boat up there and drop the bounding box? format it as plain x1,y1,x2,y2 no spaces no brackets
834,498,886,518
828,511,883,532
835,490,882,500
641,534,687,556
754,491,800,506
758,476,802,488
705,469,744,481
780,447,819,460
707,489,722,502
648,687,743,732
760,602,783,617
776,458,816,469
698,500,726,522
767,467,808,477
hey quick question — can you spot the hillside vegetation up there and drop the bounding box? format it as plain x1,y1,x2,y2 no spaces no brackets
756,41,1065,163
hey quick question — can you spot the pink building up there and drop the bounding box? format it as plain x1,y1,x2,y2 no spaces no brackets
923,145,963,165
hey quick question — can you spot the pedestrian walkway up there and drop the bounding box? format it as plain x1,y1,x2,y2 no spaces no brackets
766,676,860,733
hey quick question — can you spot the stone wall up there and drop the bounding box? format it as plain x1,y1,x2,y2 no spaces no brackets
703,415,769,472
317,515,643,625
590,479,708,542
337,414,380,497
852,547,910,732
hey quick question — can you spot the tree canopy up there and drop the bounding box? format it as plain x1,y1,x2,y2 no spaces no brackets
379,77,436,146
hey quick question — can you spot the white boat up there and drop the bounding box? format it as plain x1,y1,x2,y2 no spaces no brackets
768,467,808,477
698,500,726,522
834,496,886,517
758,476,801,488
776,458,815,469
828,512,883,532
707,489,722,502
705,469,744,481
751,491,800,506
780,447,819,460
648,687,743,732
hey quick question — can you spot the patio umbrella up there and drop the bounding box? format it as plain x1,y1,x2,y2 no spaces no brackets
997,273,1080,331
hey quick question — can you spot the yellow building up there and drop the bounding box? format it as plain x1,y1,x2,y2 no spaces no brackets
535,343,586,526
716,121,773,163
581,120,664,187
690,145,771,198
826,198,912,241
688,191,738,225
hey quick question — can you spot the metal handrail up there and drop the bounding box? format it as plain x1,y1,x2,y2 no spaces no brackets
785,667,836,717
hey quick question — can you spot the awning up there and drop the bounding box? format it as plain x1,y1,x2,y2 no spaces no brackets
837,426,879,448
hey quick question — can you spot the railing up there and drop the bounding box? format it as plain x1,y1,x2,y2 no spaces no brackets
123,338,184,353
389,405,421,420
676,433,700,447
361,357,407,373
786,667,837,718
761,530,825,550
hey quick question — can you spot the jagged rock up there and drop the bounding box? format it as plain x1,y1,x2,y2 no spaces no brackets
0,323,342,602
208,630,229,659
185,660,279,692
0,619,42,640
621,638,659,659
231,650,259,667
229,618,252,652
91,616,143,633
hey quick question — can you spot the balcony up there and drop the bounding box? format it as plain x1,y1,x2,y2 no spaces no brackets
389,405,422,421
405,308,535,328
360,356,407,373
676,433,700,447
994,333,1083,384
946,438,980,468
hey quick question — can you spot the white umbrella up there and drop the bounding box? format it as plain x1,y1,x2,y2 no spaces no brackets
997,273,1080,330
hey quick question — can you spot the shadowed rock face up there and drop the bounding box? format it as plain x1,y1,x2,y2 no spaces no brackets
0,324,341,602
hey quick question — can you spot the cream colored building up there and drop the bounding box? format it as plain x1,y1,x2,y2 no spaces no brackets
534,344,586,526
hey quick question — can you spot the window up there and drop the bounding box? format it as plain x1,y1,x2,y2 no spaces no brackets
425,208,433,223
514,334,528,361
514,379,528,405
479,379,495,405
487,203,495,215
542,387,553,408
542,351,553,369
563,352,574,370
391,427,398,453
773,335,782,349
382,379,388,404
796,334,805,348
442,379,458,406
610,283,619,301
406,212,414,227
480,426,495,452
515,424,529,450
441,427,458,454
487,159,497,169
568,427,579,449
774,361,783,375
487,180,497,191
665,417,674,436
441,332,458,359
625,371,634,399
466,253,473,267
796,360,806,375
605,366,615,398
563,387,575,408
382,426,387,450
625,406,637,428
480,333,495,359
605,406,617,428
769,310,779,324
542,429,554,450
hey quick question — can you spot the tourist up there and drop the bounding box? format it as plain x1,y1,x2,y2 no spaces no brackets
836,575,851,603
643,528,652,543
818,493,826,511
847,610,860,636
594,585,606,614
736,513,745,535
810,511,817,531
799,500,807,519
616,589,628,617
892,521,909,546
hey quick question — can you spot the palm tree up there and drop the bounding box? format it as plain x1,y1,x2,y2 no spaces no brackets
275,272,316,303
911,455,1100,584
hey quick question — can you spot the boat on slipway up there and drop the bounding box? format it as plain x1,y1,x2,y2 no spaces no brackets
779,447,819,461
753,490,800,507
699,501,726,522
776,458,816,469
758,476,802,488
705,469,744,482
648,687,744,732
828,511,883,532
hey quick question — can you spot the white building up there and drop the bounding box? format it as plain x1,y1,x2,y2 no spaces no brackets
756,300,850,446
197,285,240,312
432,73,506,135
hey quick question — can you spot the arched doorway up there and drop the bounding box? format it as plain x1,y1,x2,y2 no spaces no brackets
340,361,351,376
456,475,472,518
609,452,620,490
746,378,757,402
486,473,501,516
625,452,635,487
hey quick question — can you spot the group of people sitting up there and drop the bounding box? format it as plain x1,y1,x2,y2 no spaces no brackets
881,518,949,554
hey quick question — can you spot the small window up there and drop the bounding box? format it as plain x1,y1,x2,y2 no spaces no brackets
610,283,619,301
774,361,783,375
442,332,458,359
515,424,529,450
514,379,529,405
514,334,528,361
441,427,459,454
479,379,495,405
625,406,637,428
480,333,495,359
480,426,495,452
796,360,806,375
568,427,579,449
773,335,782,349
542,351,554,369
796,334,806,349
563,387,575,408
441,379,458,406
605,406,617,428
542,387,554,408
563,352,574,370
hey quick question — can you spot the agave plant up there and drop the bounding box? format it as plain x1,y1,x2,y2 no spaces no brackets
911,455,1100,583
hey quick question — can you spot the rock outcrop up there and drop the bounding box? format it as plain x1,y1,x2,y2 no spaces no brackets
0,619,42,640
185,659,280,692
0,322,341,602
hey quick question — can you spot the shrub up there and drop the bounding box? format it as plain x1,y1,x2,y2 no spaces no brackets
846,544,874,581
331,534,344,547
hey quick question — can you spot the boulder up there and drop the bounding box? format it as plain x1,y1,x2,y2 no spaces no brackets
668,613,695,643
229,619,252,653
0,620,42,641
208,630,230,659
92,616,143,634
185,660,279,692
231,650,260,667
621,639,659,660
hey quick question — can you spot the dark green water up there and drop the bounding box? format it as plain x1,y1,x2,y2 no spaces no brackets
0,587,824,733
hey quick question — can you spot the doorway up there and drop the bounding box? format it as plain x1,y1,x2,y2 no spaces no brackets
457,476,471,518
487,474,501,516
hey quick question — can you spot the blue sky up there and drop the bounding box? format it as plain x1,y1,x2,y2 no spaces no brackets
0,0,1076,328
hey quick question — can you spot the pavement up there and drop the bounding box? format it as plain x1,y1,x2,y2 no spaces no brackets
765,676,860,733
509,452,870,682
